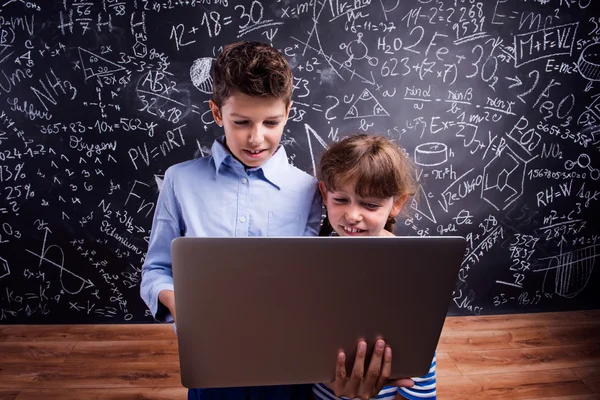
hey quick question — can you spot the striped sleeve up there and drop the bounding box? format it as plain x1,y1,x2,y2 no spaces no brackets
397,353,437,399
312,383,397,400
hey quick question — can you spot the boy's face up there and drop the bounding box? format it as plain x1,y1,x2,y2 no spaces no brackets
210,92,291,168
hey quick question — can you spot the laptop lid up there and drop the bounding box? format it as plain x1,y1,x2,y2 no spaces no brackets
172,236,466,389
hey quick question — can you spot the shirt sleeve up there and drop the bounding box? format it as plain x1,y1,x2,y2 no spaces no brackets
140,168,183,323
303,183,323,236
398,353,437,399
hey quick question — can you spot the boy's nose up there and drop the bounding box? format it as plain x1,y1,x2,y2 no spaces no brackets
248,125,264,145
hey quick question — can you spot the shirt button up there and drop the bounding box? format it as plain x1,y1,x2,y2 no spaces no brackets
239,216,246,223
241,178,247,184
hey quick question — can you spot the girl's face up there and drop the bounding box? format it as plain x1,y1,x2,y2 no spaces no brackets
319,180,406,237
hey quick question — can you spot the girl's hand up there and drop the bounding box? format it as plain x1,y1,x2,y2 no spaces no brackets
326,340,414,400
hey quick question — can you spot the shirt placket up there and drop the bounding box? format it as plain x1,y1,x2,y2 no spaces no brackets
236,172,250,237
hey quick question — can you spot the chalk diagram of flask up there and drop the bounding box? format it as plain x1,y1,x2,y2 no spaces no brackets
535,242,596,298
190,57,214,94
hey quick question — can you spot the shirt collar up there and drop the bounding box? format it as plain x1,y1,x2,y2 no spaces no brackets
211,136,288,189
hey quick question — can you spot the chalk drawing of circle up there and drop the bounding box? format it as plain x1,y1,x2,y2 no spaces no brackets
577,153,591,168
414,142,448,166
591,168,600,181
190,57,214,94
578,42,600,81
565,160,576,170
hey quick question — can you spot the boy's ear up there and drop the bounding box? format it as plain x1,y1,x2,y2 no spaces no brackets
390,194,408,217
318,181,328,202
284,100,293,120
209,99,223,126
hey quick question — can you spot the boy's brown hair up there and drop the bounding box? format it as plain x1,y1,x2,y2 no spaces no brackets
318,134,418,235
212,41,293,108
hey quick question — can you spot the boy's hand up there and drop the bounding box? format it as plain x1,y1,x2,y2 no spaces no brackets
158,289,177,323
325,340,414,400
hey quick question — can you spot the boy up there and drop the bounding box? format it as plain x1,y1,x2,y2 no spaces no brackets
140,41,322,399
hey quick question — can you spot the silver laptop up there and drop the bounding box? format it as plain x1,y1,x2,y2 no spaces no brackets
171,236,466,389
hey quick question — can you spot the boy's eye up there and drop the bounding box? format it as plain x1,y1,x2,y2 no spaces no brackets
233,121,248,125
264,121,280,126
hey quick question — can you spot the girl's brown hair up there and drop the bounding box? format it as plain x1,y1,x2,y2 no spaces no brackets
212,41,293,108
318,134,418,236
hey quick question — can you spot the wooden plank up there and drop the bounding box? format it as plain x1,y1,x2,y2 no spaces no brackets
15,388,188,400
572,366,600,393
66,340,179,363
0,324,175,342
547,324,600,346
449,344,600,375
0,342,76,364
437,369,592,400
0,362,181,389
442,311,600,332
437,327,561,352
526,396,600,400
434,352,461,376
0,390,20,400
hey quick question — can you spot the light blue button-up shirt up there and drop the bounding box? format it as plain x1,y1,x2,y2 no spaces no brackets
141,136,323,322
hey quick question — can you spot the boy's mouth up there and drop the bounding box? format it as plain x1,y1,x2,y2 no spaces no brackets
244,149,266,158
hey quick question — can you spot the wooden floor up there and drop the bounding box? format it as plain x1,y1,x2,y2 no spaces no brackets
0,310,599,399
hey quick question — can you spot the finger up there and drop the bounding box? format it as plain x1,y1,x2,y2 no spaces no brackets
348,341,367,391
363,340,386,392
331,351,347,389
375,345,393,391
386,377,415,388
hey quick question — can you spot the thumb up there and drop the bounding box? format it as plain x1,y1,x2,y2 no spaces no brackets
387,378,414,388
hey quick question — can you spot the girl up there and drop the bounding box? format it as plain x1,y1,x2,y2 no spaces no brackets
313,134,437,400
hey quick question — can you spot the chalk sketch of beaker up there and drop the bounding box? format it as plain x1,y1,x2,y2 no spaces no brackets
536,244,596,298
564,153,600,180
340,33,378,67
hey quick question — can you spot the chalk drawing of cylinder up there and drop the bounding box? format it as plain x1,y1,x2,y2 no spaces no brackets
190,58,214,94
414,142,448,166
578,42,600,81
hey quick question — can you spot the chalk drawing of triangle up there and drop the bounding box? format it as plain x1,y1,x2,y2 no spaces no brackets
411,184,436,223
78,47,126,80
344,89,389,119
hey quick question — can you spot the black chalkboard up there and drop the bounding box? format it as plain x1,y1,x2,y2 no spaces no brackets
1,0,599,323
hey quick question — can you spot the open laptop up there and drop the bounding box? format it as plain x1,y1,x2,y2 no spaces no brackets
171,236,466,389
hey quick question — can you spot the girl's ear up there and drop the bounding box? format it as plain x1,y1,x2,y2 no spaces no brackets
390,194,408,217
318,181,328,202
209,99,223,126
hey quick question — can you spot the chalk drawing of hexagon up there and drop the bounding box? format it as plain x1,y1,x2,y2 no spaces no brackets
0,257,9,280
481,145,527,211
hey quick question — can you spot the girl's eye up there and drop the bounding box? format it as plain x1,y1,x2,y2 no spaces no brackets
332,197,347,204
233,121,248,125
364,203,380,210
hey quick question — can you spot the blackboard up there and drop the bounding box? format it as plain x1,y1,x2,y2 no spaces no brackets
0,0,599,323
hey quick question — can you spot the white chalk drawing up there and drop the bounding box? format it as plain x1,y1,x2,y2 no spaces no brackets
411,184,437,224
340,33,378,67
481,143,536,211
344,89,389,119
414,142,448,167
78,47,126,81
0,257,9,280
132,40,147,58
305,123,328,177
535,239,596,298
190,57,214,94
25,228,94,295
578,42,600,82
564,154,600,180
